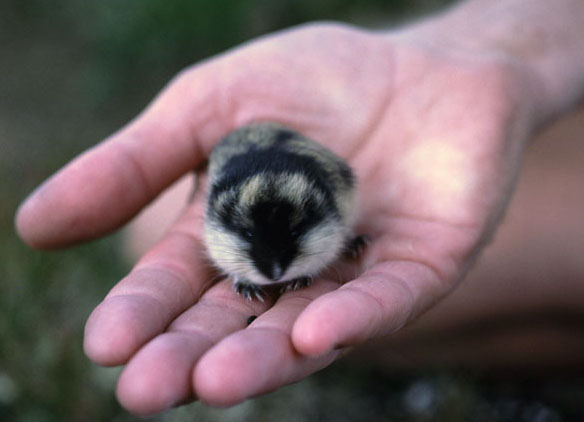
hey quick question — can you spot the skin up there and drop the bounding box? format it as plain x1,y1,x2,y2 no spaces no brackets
15,0,584,415
126,108,584,369
352,109,584,368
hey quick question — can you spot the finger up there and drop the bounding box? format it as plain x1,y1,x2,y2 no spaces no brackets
83,200,211,366
16,60,229,249
115,279,270,415
291,260,451,357
194,280,341,407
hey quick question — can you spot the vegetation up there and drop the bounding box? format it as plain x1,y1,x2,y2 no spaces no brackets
1,0,580,420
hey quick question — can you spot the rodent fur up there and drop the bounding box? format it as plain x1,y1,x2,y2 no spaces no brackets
204,122,361,299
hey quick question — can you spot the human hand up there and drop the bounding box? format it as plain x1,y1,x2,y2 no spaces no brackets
16,22,541,413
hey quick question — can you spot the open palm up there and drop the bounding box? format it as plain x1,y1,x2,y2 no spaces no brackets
16,23,535,413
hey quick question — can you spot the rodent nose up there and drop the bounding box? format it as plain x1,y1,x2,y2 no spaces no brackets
252,246,295,281
271,263,283,280
256,260,285,281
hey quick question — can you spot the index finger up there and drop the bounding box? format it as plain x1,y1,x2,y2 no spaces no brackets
16,61,228,249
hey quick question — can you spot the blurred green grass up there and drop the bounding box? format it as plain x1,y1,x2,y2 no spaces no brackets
2,0,581,421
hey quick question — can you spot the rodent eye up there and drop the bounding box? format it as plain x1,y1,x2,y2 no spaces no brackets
242,230,253,240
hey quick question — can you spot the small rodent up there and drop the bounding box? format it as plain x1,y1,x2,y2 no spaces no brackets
204,122,366,300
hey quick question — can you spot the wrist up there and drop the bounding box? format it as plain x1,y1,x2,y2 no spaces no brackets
391,0,584,127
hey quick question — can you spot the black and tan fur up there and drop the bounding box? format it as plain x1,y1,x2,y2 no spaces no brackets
204,122,363,300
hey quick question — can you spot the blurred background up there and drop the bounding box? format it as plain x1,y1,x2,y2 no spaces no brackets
1,0,582,421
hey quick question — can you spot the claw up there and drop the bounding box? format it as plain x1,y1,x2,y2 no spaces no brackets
253,288,265,303
280,276,313,294
233,279,265,302
343,235,369,260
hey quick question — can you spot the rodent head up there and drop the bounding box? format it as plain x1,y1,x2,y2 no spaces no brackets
204,173,347,285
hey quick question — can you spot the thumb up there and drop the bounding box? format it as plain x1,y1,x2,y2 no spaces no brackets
16,61,230,249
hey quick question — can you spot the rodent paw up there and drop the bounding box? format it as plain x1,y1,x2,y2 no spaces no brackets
342,235,369,260
280,276,313,294
233,280,265,302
